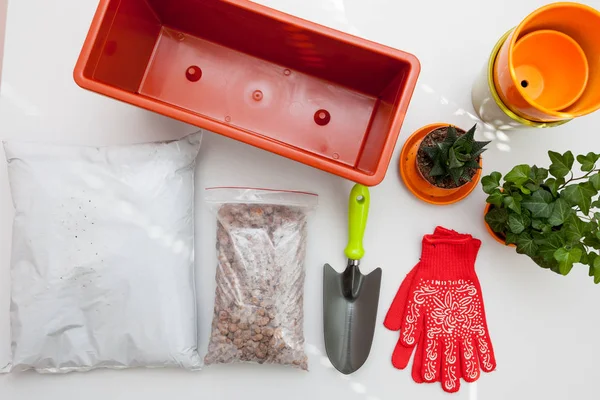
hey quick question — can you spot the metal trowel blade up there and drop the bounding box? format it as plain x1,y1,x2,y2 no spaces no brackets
323,262,382,374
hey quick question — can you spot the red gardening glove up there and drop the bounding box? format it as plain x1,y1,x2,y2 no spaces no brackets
384,227,469,381
384,228,496,393
401,232,495,393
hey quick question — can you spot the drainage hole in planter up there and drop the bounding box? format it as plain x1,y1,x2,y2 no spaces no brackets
314,109,331,126
186,66,202,82
520,80,529,88
252,90,263,101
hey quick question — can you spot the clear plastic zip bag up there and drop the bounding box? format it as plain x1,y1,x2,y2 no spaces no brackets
204,188,318,370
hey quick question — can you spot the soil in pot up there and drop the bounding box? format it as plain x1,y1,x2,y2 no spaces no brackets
417,126,480,189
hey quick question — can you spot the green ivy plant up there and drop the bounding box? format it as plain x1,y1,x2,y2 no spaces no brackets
482,151,600,283
422,125,490,186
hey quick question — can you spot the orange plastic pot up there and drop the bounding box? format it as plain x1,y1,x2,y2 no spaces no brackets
484,203,516,247
472,29,570,129
493,2,600,122
399,123,482,206
74,0,420,187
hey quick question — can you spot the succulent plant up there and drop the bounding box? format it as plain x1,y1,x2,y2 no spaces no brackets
422,125,491,186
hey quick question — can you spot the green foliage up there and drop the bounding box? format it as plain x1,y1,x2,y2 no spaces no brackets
422,125,491,186
482,150,600,284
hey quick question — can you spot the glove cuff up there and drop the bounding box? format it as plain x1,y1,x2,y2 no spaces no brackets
419,234,481,278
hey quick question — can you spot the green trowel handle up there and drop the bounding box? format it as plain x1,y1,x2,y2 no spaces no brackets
344,184,370,261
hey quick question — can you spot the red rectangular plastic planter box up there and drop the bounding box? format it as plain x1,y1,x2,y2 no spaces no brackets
74,0,420,186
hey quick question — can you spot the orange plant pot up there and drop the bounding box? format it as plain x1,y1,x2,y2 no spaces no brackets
399,123,482,206
483,203,516,247
73,0,420,187
493,2,600,122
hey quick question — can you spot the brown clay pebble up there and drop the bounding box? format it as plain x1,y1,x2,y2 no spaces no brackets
204,202,310,370
253,334,263,342
262,327,274,337
256,350,266,359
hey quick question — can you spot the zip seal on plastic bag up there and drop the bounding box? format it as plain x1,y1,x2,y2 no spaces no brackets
204,187,317,370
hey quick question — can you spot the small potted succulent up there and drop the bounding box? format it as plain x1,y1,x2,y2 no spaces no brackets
482,151,600,283
400,123,490,205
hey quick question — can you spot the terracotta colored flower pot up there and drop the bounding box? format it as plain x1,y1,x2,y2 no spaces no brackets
493,2,600,122
484,203,516,247
399,123,482,206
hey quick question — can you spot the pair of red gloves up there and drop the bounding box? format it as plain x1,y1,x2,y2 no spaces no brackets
384,227,496,393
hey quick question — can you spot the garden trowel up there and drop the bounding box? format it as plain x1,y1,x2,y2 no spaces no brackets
323,184,382,375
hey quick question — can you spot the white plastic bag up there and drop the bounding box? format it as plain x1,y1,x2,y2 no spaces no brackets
204,188,317,370
2,132,203,373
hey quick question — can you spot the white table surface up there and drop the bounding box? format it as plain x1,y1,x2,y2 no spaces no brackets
1,0,600,399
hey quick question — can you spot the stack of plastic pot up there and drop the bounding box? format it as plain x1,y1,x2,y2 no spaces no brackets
472,2,600,130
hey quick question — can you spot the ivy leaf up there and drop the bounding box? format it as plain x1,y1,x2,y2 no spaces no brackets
522,189,554,218
505,232,519,245
516,232,538,258
544,177,564,197
503,196,521,214
547,198,572,226
553,247,582,276
508,212,531,234
584,233,600,248
486,192,504,207
576,152,599,172
530,165,549,184
561,182,597,215
538,233,564,261
505,165,532,186
549,150,574,178
590,172,600,190
587,252,598,274
531,219,546,230
518,185,532,195
576,244,589,265
592,256,600,284
482,172,502,194
564,215,588,243
525,182,540,192
485,208,508,233
534,257,558,270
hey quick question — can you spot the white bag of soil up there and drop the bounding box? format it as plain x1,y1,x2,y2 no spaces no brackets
2,132,203,373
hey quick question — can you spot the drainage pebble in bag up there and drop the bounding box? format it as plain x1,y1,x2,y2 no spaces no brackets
204,188,317,370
